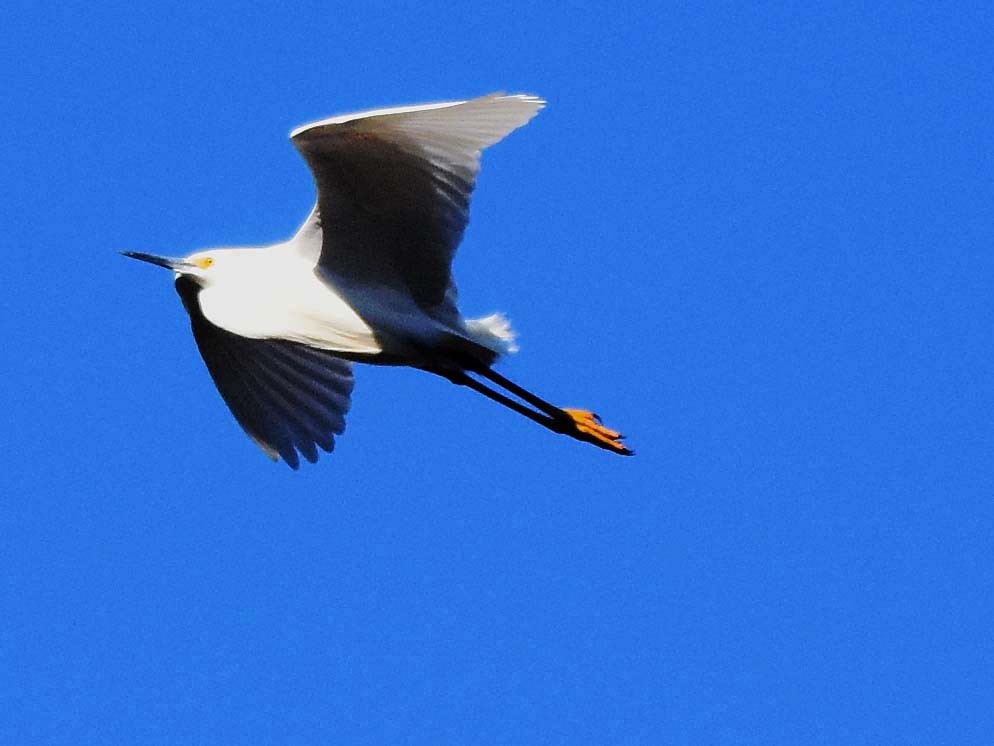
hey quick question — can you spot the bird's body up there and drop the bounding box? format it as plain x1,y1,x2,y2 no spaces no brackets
190,241,514,370
193,246,380,353
125,93,631,467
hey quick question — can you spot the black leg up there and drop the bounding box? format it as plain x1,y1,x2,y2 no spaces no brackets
473,366,567,421
449,371,568,434
445,367,633,456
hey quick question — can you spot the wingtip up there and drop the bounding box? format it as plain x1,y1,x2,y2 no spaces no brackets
290,92,547,140
489,92,547,112
508,93,547,107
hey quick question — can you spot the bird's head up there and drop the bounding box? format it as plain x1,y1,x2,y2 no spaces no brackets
121,249,223,286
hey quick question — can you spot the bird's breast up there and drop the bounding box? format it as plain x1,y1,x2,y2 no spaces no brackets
197,268,381,355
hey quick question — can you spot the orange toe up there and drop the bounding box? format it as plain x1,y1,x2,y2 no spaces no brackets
561,408,633,456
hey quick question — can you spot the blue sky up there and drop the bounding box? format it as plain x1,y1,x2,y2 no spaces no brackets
2,2,992,743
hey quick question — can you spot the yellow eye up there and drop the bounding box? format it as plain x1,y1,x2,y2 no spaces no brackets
195,256,214,269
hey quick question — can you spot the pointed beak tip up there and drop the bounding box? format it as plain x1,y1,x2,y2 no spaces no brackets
121,251,178,270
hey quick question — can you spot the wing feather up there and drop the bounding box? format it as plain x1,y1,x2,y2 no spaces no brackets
289,93,544,308
176,277,354,468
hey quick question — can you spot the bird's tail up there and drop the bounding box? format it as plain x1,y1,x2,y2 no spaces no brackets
465,313,519,358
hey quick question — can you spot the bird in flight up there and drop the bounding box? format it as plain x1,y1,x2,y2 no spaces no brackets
124,92,632,468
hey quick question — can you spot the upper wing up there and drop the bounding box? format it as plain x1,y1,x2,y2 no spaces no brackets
176,277,355,469
289,92,544,308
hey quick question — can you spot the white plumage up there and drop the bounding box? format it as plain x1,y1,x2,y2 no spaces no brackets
124,93,631,467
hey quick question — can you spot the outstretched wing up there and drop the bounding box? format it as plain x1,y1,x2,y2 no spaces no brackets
175,277,355,469
289,92,544,308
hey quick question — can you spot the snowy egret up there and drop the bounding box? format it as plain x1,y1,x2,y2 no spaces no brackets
124,92,632,468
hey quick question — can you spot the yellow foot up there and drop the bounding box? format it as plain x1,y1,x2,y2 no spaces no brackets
561,408,633,456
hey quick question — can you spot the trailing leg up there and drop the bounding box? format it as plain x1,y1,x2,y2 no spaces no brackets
451,368,633,455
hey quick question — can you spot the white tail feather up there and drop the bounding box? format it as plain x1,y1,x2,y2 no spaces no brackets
465,313,519,356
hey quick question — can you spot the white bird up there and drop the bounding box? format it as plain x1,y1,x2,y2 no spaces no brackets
124,92,631,468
